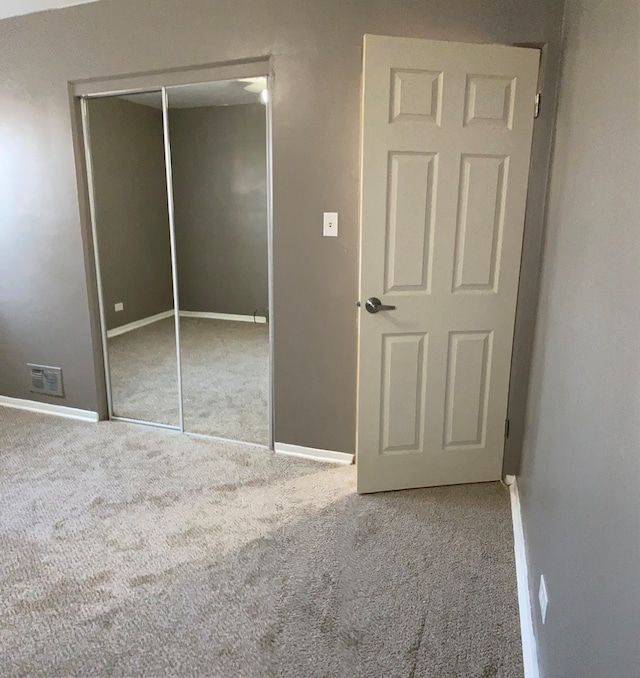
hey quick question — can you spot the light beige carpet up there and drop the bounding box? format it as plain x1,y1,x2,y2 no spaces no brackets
108,317,269,444
0,409,523,677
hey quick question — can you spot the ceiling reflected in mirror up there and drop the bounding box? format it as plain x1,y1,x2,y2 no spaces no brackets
121,78,267,109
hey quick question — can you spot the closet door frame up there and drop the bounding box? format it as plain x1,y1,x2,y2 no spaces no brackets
74,59,274,447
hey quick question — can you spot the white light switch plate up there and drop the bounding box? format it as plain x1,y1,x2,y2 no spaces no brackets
115,302,124,312
323,212,338,237
539,574,548,624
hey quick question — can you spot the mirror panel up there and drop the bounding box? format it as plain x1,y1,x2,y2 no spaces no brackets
87,91,180,427
167,79,270,443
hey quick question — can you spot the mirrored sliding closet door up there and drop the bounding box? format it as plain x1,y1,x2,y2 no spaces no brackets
83,75,271,444
166,78,270,444
85,91,180,428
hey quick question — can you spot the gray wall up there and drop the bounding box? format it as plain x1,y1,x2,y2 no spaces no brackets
519,0,640,676
170,104,268,318
89,97,173,330
0,0,564,452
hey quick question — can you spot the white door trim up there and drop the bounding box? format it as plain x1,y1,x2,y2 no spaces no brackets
505,475,540,678
0,395,99,422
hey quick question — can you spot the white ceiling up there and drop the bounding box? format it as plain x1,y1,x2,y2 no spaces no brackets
122,79,265,109
0,0,99,20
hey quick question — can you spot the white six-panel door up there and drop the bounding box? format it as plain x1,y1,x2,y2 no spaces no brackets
356,35,539,493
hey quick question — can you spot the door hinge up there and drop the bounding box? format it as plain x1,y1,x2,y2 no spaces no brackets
534,92,541,118
504,418,511,439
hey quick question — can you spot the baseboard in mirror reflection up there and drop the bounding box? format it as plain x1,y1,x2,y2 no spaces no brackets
107,310,268,338
179,311,267,324
275,443,354,465
106,310,174,338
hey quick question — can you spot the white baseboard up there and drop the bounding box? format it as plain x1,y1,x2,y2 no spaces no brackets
107,310,174,338
0,396,99,422
107,310,267,338
274,442,354,465
505,475,540,678
180,311,268,324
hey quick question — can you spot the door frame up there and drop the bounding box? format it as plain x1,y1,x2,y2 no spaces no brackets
71,58,276,449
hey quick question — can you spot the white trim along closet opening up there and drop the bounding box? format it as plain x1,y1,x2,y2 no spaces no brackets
80,74,273,447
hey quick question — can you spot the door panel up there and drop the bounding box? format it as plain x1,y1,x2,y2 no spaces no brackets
385,152,437,293
390,69,443,124
444,330,493,448
381,332,428,453
453,154,508,293
464,75,516,128
357,36,539,493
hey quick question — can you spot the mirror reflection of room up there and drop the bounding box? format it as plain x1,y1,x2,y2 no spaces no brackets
86,78,270,445
168,78,270,445
87,91,180,428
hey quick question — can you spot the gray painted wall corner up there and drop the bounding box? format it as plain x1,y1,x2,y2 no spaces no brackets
519,0,640,675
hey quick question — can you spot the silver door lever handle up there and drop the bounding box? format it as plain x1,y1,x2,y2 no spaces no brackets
364,297,396,314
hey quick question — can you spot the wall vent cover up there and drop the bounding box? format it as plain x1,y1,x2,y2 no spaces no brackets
28,364,64,397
